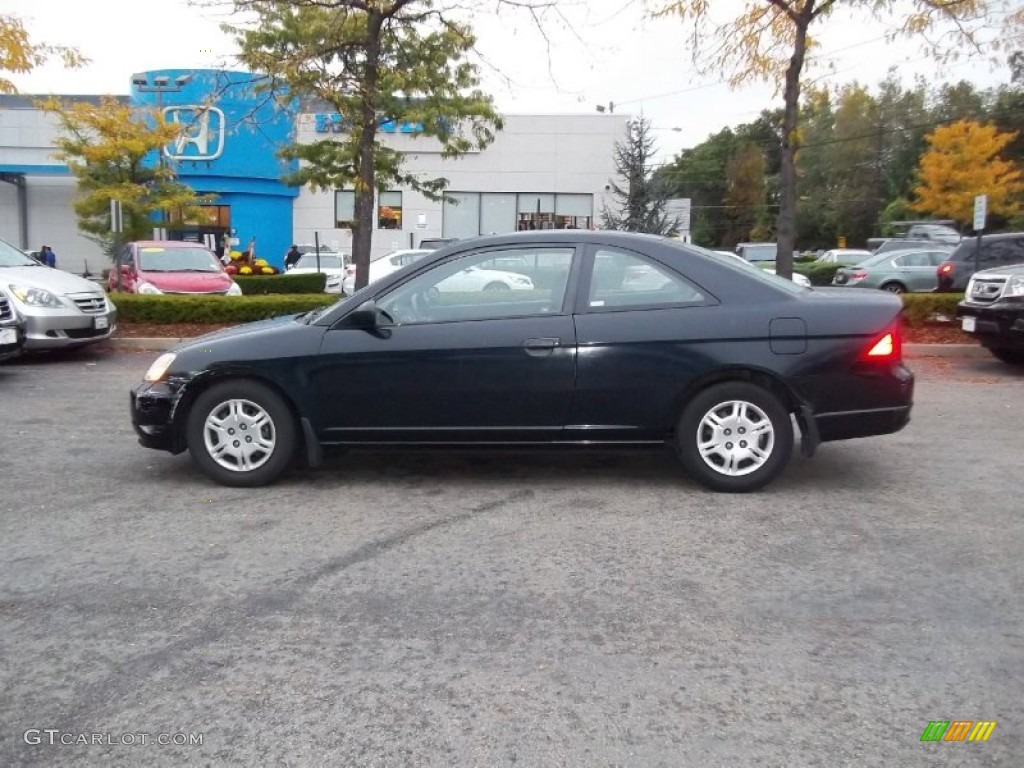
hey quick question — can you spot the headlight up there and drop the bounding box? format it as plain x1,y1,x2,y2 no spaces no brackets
9,284,63,308
226,282,243,296
144,352,176,383
1003,275,1024,298
137,282,163,295
792,273,811,287
965,276,977,296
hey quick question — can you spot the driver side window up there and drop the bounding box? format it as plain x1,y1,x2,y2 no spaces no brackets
377,246,575,325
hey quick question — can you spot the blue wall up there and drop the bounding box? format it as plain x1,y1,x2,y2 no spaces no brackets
131,69,299,267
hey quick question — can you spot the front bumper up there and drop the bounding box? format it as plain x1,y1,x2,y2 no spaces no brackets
20,305,118,349
0,321,26,361
131,379,187,453
957,300,1024,347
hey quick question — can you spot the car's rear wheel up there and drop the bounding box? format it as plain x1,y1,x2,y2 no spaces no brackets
186,379,297,487
484,281,511,292
987,346,1024,366
676,382,794,492
880,282,906,294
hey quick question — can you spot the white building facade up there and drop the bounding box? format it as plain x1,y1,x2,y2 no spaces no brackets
292,112,630,262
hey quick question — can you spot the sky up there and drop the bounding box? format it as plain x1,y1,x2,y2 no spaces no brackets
5,0,1015,162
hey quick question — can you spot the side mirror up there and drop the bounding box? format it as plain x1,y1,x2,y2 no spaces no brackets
339,300,392,330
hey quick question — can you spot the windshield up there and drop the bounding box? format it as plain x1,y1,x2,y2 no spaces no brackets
295,254,345,270
739,244,776,262
0,238,41,267
138,246,222,272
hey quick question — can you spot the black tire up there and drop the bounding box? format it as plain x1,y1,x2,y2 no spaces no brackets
675,381,794,493
988,346,1024,366
880,282,906,294
186,379,298,487
484,281,510,292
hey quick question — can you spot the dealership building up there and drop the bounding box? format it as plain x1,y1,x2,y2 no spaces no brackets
0,69,650,275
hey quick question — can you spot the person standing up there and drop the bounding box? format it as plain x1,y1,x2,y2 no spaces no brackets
285,244,302,270
42,246,57,268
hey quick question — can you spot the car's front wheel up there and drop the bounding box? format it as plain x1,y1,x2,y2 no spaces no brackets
186,379,298,487
676,382,794,492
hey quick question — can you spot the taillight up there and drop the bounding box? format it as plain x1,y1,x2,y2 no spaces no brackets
850,270,868,281
938,262,953,275
862,325,902,362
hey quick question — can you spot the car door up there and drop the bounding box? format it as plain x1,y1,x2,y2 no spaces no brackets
569,244,720,441
312,244,579,443
893,252,935,291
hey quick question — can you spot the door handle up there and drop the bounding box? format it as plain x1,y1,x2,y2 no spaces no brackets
523,337,560,351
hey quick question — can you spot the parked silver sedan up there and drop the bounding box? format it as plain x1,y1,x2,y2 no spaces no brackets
832,248,952,294
0,238,117,349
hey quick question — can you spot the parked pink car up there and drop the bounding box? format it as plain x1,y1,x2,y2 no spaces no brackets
107,241,241,295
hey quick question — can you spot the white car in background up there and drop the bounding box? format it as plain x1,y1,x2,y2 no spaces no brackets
716,249,811,287
341,248,433,295
434,265,534,293
285,251,350,294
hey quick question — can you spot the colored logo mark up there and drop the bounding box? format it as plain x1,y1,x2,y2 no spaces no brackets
920,720,997,742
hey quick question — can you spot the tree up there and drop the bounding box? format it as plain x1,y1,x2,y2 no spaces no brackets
657,127,737,245
910,119,1024,227
723,141,769,243
228,0,502,290
40,96,203,259
1,13,86,94
652,0,1024,278
601,118,679,235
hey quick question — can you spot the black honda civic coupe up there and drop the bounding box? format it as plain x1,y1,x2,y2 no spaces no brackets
131,231,913,492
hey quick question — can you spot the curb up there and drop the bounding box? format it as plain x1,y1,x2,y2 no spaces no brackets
106,336,991,359
903,343,989,359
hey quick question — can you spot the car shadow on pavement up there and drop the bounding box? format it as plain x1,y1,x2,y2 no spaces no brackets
135,443,886,496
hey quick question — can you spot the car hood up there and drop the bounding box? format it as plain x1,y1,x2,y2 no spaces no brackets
974,263,1024,279
176,314,308,351
139,270,233,292
0,266,104,295
288,267,346,275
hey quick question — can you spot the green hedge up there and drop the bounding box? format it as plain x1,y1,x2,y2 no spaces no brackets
112,294,333,324
110,289,966,329
233,273,328,294
793,262,845,286
900,293,964,327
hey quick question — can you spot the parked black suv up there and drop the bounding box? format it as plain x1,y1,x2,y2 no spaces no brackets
936,232,1024,292
957,263,1024,364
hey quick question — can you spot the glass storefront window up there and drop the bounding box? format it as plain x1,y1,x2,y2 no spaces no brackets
378,191,402,229
480,193,516,235
517,193,555,230
443,192,481,239
335,191,355,229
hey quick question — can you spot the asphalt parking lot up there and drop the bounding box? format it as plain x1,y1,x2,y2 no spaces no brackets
1,345,1022,767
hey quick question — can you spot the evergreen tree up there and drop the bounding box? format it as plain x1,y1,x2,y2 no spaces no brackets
601,118,679,236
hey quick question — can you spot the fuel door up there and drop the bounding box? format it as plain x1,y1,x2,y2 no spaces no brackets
769,317,807,355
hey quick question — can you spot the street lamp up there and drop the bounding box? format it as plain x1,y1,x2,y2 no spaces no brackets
130,73,193,234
